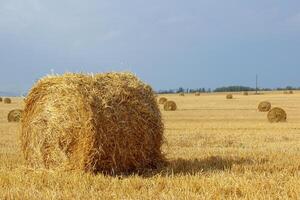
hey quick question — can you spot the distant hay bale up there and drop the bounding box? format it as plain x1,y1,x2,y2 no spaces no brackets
4,98,11,104
0,97,2,102
267,107,287,123
179,92,185,96
158,97,168,104
7,109,23,122
283,90,293,94
243,91,249,96
258,101,271,112
226,94,233,99
163,101,177,111
21,72,165,174
195,92,200,96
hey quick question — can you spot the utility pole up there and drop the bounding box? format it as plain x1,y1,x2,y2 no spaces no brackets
256,74,258,94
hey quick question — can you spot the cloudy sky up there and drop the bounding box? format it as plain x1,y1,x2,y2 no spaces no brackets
0,0,300,94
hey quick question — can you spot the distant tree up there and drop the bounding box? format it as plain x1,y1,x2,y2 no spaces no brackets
214,86,256,92
177,87,184,93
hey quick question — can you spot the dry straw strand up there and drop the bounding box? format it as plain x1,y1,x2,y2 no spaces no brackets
158,97,168,105
7,109,23,122
267,107,287,123
21,72,165,174
258,101,271,112
4,98,11,104
164,101,177,111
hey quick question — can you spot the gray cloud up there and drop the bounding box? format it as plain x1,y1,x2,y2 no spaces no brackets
0,0,300,93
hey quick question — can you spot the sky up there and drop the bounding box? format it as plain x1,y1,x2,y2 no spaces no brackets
0,0,300,94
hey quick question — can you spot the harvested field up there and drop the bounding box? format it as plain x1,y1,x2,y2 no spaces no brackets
0,92,300,199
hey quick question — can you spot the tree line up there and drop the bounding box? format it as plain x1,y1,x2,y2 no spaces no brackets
157,86,299,94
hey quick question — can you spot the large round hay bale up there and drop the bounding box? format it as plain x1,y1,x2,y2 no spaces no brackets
289,90,294,94
258,101,271,112
195,92,200,96
0,97,2,102
158,97,167,104
163,101,177,111
7,109,23,122
21,73,164,174
267,107,287,123
179,92,185,96
226,94,233,99
4,98,11,104
243,91,248,96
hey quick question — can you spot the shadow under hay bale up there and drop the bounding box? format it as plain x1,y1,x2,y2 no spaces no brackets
226,94,233,99
164,101,177,111
147,156,254,176
4,98,11,104
267,107,287,123
7,109,23,122
21,72,165,174
258,101,271,112
158,97,167,105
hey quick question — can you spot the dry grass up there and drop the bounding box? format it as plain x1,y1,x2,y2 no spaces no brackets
1,92,300,199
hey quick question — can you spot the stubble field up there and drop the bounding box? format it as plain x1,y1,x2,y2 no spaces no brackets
0,92,300,199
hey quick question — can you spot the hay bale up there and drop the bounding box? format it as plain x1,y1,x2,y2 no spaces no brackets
163,101,177,111
179,92,185,96
258,101,271,112
158,97,167,104
7,109,23,122
0,97,2,102
4,98,11,104
283,90,293,94
226,94,233,99
243,91,248,96
21,72,164,174
267,107,287,123
195,92,200,96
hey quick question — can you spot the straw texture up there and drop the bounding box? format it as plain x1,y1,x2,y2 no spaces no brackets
21,72,164,174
